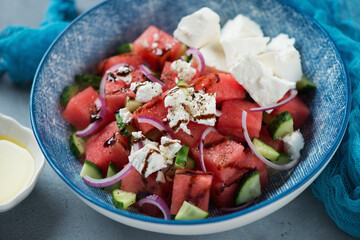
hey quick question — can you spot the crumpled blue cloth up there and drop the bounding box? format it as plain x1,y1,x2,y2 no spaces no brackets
286,0,360,238
0,0,77,83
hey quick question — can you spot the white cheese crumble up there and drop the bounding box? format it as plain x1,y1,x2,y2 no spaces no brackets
199,40,228,71
230,54,295,108
152,42,158,48
221,36,269,68
119,107,133,124
130,81,163,103
141,39,149,48
129,144,167,178
153,33,159,42
170,60,196,82
221,14,264,39
173,7,221,48
164,87,216,134
106,65,133,84
159,136,182,161
257,34,303,82
129,135,182,178
156,171,166,183
281,130,304,160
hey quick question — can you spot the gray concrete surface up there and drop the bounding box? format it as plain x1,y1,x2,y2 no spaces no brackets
0,0,355,239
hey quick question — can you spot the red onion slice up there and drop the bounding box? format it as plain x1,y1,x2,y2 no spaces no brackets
99,63,134,98
76,97,106,137
199,127,219,173
186,47,205,74
82,163,134,188
220,201,254,213
250,89,298,112
242,110,300,170
132,141,143,152
138,64,165,87
137,194,171,220
137,116,174,139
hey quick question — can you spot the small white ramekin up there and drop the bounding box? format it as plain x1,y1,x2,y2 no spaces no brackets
0,113,45,212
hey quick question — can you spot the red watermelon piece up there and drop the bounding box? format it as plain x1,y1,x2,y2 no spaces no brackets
203,65,228,75
97,52,143,76
217,99,262,143
172,121,209,149
211,176,241,208
191,136,247,185
133,96,168,135
133,26,183,71
85,121,130,176
62,87,113,131
121,168,172,217
190,73,246,104
270,93,310,130
170,169,213,215
105,69,146,114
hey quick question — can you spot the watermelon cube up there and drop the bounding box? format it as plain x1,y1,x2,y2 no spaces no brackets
85,121,130,176
190,73,246,104
133,26,183,71
170,169,213,215
270,93,310,130
217,99,262,143
97,52,143,76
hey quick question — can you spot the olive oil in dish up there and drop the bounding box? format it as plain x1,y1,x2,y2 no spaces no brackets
0,136,34,204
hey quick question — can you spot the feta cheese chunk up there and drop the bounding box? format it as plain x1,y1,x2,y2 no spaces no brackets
221,37,269,68
230,54,295,108
156,171,166,183
170,60,196,82
189,90,217,126
129,144,167,178
221,14,264,40
119,107,133,124
160,136,182,161
267,34,296,51
257,34,302,82
174,7,221,48
200,40,228,71
164,87,216,134
282,130,304,160
130,81,163,103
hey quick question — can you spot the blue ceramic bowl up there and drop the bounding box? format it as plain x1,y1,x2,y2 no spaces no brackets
30,0,350,235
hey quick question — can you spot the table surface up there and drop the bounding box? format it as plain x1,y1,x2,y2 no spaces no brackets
0,0,355,239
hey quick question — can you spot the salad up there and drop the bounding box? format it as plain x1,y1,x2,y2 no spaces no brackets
60,8,315,220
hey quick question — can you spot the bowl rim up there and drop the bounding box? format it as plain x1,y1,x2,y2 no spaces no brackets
30,0,351,226
0,113,45,212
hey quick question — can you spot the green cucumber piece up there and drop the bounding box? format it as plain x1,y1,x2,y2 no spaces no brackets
75,74,102,88
185,156,196,170
69,132,86,159
175,145,190,168
112,189,136,210
268,153,292,176
104,162,122,192
60,85,79,106
296,75,316,93
166,155,196,177
175,201,209,220
117,43,134,54
80,160,103,179
176,80,189,88
235,171,261,206
125,97,143,113
252,138,280,162
115,112,131,137
268,111,294,140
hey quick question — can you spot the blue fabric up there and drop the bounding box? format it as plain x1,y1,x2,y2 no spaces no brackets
285,0,360,238
0,0,77,83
